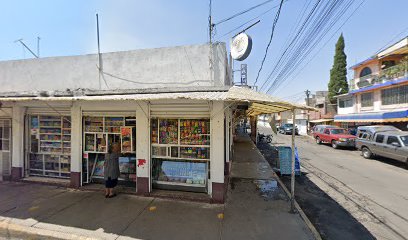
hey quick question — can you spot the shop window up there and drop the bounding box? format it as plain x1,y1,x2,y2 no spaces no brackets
151,118,210,191
361,92,373,107
359,67,372,78
381,85,408,105
82,116,136,185
28,115,71,178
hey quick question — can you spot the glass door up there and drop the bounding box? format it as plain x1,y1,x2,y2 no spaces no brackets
0,119,11,178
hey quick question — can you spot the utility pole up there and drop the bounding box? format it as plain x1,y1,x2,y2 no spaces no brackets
305,90,311,134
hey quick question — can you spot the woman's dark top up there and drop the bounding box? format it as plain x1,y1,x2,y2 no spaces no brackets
104,152,120,180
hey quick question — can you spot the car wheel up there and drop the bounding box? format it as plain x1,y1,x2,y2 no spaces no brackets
362,147,372,159
331,140,338,149
316,137,321,144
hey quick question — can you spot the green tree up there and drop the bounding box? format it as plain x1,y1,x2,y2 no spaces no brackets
328,34,348,103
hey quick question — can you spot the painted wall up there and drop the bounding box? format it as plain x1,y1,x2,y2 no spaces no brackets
0,43,229,93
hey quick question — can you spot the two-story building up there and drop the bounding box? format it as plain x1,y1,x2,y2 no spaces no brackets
334,36,408,130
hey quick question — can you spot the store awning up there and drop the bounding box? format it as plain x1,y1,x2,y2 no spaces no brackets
309,118,334,123
0,86,316,115
334,110,408,123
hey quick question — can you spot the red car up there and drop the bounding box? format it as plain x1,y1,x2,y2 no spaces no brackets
314,126,356,149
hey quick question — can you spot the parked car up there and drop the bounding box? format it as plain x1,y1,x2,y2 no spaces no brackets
278,123,298,135
314,126,356,149
355,126,408,166
356,125,401,138
312,125,337,138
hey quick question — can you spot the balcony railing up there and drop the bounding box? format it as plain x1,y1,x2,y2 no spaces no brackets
352,61,408,90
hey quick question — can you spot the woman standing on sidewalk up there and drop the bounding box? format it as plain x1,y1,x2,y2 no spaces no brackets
104,142,121,198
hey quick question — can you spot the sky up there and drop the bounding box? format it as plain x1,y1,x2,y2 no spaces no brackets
1,0,407,101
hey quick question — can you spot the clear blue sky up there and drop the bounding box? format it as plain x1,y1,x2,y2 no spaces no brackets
1,0,407,101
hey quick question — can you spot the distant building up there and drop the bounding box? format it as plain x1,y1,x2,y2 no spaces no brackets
308,91,337,127
334,36,408,130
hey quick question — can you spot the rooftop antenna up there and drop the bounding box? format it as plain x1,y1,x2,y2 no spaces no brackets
37,37,40,58
96,13,108,89
14,38,39,58
96,13,102,89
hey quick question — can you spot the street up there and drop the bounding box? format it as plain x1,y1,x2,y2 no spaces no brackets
258,124,408,240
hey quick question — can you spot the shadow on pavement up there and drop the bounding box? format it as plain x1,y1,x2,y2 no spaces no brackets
257,142,376,240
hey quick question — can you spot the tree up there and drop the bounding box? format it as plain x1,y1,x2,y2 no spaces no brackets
328,34,348,103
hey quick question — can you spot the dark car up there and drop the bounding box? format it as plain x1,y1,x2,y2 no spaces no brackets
279,123,298,135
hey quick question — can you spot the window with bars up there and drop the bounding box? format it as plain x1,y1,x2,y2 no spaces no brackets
361,92,373,107
381,85,408,105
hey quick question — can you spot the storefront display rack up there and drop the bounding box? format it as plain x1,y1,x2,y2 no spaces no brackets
151,118,210,191
29,115,71,179
82,116,136,184
83,116,135,153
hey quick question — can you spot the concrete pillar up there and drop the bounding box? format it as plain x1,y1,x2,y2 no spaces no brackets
70,103,82,188
210,101,225,203
136,101,150,195
11,106,25,180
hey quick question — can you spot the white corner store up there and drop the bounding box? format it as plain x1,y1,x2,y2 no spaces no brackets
0,87,313,203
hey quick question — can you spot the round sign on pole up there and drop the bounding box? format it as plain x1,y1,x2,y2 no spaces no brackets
231,33,252,61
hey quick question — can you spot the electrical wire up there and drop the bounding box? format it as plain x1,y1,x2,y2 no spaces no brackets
252,0,285,87
274,0,366,94
259,0,323,92
215,0,288,41
214,0,275,26
267,0,357,94
259,0,364,95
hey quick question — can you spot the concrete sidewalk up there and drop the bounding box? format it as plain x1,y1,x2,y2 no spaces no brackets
0,135,314,240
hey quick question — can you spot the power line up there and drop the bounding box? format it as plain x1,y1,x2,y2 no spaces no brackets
259,0,323,92
253,0,285,88
215,1,288,41
274,0,366,94
214,0,275,26
267,0,358,94
259,0,363,94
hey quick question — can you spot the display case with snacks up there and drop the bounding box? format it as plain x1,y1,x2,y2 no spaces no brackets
28,115,72,179
151,118,210,191
120,126,134,153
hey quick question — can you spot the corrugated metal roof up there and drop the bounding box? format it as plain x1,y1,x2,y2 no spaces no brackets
0,86,316,114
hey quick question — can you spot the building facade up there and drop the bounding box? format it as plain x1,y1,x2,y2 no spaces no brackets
0,43,235,203
335,37,408,130
309,91,337,127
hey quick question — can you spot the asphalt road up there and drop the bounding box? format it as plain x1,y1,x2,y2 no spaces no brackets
258,123,408,240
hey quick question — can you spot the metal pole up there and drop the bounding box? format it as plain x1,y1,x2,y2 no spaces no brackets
37,37,40,58
305,90,310,134
96,13,102,90
290,108,296,213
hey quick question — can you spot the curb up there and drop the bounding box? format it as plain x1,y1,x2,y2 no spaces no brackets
252,141,322,240
0,217,138,240
273,172,323,240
